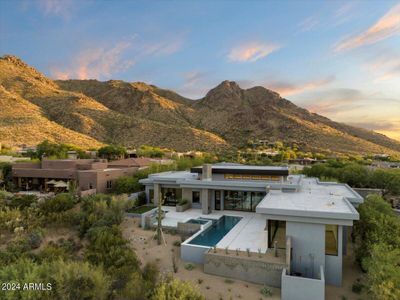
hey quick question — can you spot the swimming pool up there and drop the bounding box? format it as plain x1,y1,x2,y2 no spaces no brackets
188,215,242,247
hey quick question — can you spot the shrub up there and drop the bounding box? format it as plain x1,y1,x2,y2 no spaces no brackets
143,261,159,284
113,176,141,194
184,263,195,271
27,229,43,249
224,278,234,284
178,199,188,206
9,194,37,209
352,281,363,294
51,260,110,300
85,226,139,289
151,277,205,300
40,193,74,214
260,286,272,297
0,207,23,231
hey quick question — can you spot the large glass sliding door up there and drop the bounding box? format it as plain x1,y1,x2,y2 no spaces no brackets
161,187,182,206
223,190,265,212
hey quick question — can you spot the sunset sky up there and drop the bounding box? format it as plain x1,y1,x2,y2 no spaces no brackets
1,0,399,141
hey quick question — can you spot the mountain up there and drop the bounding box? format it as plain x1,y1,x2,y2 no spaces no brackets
1,55,400,155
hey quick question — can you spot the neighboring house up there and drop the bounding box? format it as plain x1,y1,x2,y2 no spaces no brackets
107,157,174,169
11,158,148,194
288,158,327,165
139,163,363,298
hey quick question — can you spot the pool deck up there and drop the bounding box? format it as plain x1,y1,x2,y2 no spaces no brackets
161,207,268,252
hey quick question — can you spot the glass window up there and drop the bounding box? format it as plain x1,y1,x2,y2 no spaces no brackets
268,220,286,249
214,191,221,210
192,191,200,203
325,225,338,256
149,189,154,204
223,190,265,212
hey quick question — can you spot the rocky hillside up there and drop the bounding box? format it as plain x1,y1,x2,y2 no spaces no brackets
1,55,400,155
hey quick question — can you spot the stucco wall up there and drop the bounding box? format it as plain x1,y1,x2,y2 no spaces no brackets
286,221,325,279
204,252,286,287
182,188,192,203
281,266,325,300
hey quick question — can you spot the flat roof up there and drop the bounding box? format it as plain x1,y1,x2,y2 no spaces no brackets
256,178,359,221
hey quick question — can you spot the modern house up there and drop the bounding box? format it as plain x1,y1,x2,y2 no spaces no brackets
11,157,155,194
139,163,363,300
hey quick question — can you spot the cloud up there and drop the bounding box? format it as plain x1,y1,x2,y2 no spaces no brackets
140,36,184,57
302,88,365,115
175,71,214,99
347,120,400,141
334,3,400,52
51,41,134,80
51,34,184,80
298,16,319,32
265,76,335,97
36,0,75,18
332,2,356,26
365,51,400,82
228,41,280,62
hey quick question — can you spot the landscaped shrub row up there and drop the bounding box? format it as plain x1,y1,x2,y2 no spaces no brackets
353,195,400,300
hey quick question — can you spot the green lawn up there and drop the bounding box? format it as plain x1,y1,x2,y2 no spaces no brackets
127,205,156,214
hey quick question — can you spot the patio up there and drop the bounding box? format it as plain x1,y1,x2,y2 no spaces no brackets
160,206,269,253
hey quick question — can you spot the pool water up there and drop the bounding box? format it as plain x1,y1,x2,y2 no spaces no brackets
188,215,242,247
185,219,209,225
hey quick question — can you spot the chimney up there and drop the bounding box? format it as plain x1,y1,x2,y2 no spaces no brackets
202,164,212,180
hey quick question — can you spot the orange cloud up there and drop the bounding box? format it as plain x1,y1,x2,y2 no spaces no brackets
51,41,134,80
334,3,400,52
228,42,280,62
266,76,335,97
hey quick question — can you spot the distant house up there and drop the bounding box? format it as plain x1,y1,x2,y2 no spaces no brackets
11,157,155,195
289,158,327,165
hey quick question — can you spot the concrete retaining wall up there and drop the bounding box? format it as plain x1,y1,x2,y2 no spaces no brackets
281,266,325,300
126,206,158,229
181,243,210,264
177,222,201,235
204,252,286,287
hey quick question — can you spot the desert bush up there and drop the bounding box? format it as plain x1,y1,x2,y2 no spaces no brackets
85,225,139,290
27,229,43,249
184,263,195,271
151,277,205,300
260,285,272,297
0,207,23,231
142,261,159,285
8,194,37,209
40,193,74,214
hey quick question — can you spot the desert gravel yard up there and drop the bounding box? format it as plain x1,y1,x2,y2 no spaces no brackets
121,217,369,300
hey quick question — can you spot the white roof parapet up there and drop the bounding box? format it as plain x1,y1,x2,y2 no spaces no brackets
256,177,361,224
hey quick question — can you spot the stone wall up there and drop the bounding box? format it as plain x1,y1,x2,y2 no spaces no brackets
204,251,286,287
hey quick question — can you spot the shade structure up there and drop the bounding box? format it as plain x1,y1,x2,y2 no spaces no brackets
54,181,68,188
